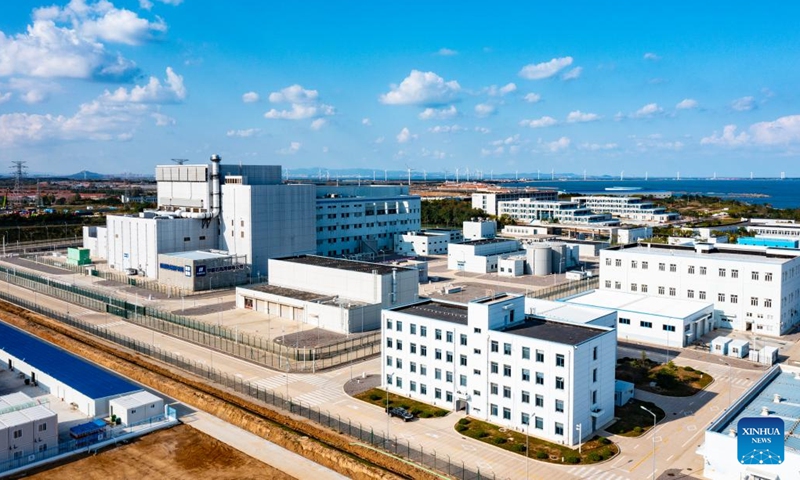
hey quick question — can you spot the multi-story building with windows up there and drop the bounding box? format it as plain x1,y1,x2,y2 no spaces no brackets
497,199,620,226
571,196,679,223
600,243,800,335
472,190,558,216
381,293,616,446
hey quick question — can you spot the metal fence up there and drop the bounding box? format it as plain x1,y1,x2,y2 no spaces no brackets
0,265,381,372
0,289,487,479
528,276,599,300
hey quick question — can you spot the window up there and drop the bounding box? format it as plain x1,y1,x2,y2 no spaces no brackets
688,265,695,274
699,291,707,300
410,343,417,354
491,341,499,352
555,377,564,390
410,381,417,392
619,317,631,325
435,329,442,340
460,334,467,346
659,262,665,271
555,400,564,412
670,264,677,272
522,391,530,404
765,298,772,308
731,294,738,304
688,289,695,299
663,325,676,332
718,293,726,302
535,394,544,407
386,319,392,330
752,271,759,281
460,375,467,387
504,343,512,355
536,350,544,362
605,280,612,289
719,268,726,277
396,358,403,368
386,338,393,348
446,391,453,402
615,281,622,290
435,388,442,399
592,390,598,404
503,386,511,398
751,297,759,307
631,283,638,292
421,365,427,376
473,389,481,397
396,339,403,351
522,368,530,381
503,408,511,420
658,286,665,295
474,327,482,334
522,347,530,359
535,417,544,429
13,429,22,439
410,324,416,335
491,404,498,416
491,362,499,374
615,259,622,267
491,383,499,395
605,258,612,266
700,266,707,275
631,260,638,268
446,331,453,343
766,272,773,282
503,365,511,377
731,269,739,279
421,384,427,395
396,321,403,332
435,368,442,380
420,326,427,337
395,377,403,388
410,362,417,373
536,372,544,385
592,368,598,382
669,287,676,297
446,371,453,383
642,261,649,270
421,345,427,357
460,355,467,366
386,355,392,366
522,412,530,425
38,424,47,432
641,321,653,328
555,422,564,435
435,349,442,360
446,351,453,363
556,354,565,367
641,284,648,293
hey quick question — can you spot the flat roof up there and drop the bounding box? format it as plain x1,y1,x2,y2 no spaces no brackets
608,243,800,264
162,250,230,260
275,255,411,275
504,318,608,346
0,392,35,410
0,321,139,400
460,238,518,246
525,298,614,324
110,390,162,409
0,404,55,428
392,300,469,325
242,284,365,307
563,289,711,319
714,368,800,452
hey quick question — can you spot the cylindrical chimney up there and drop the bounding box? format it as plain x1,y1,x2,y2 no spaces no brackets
210,154,221,217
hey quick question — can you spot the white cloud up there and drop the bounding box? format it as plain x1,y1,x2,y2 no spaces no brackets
474,103,496,117
421,148,446,159
700,125,750,146
544,136,571,152
579,142,618,151
151,112,175,126
396,127,417,143
102,67,186,103
491,134,520,147
268,84,319,104
486,83,517,96
519,56,573,80
704,115,800,147
77,8,166,46
380,70,460,106
428,125,467,134
520,116,557,128
310,118,327,130
265,104,331,120
361,117,372,126
419,105,458,120
676,98,698,110
474,126,491,134
632,103,663,118
731,96,756,112
523,93,541,103
276,141,302,155
140,0,183,9
226,128,260,138
643,52,661,61
566,110,600,123
242,91,259,103
0,92,11,104
561,67,582,81
7,78,60,104
374,136,385,144
436,48,458,56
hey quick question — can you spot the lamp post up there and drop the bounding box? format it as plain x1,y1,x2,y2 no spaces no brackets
576,423,582,455
641,405,657,480
386,373,393,447
719,359,732,408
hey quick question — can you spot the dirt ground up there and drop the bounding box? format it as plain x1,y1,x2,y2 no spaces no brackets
25,424,296,480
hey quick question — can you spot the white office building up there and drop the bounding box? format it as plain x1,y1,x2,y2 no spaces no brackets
600,243,800,335
381,293,616,446
395,231,452,256
497,199,620,226
463,219,497,241
572,196,679,223
747,220,800,238
472,190,558,216
561,290,715,347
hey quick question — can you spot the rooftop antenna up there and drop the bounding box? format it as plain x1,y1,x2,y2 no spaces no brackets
171,158,189,165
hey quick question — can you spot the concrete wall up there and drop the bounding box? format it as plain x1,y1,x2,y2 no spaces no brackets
82,226,107,259
156,165,210,209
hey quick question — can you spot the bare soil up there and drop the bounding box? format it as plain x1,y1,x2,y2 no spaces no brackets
25,424,295,480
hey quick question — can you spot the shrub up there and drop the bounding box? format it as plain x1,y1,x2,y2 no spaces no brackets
421,412,432,418
600,448,613,458
368,393,382,401
512,444,526,453
633,426,643,434
684,366,695,372
476,430,489,438
588,452,602,462
456,424,468,432
434,409,448,417
535,451,548,459
565,454,581,464
598,437,611,445
411,408,422,415
458,418,470,425
493,437,507,445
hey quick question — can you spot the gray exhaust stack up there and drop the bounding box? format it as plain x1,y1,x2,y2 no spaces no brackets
210,154,221,217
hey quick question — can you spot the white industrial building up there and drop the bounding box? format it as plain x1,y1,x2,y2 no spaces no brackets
0,322,140,417
0,393,58,465
448,239,579,276
572,196,679,223
561,290,715,347
497,198,620,226
746,219,800,238
381,293,616,446
463,219,497,241
236,255,419,333
83,156,421,286
108,391,164,426
699,364,800,480
447,239,520,273
600,243,800,335
472,190,558,216
502,224,652,246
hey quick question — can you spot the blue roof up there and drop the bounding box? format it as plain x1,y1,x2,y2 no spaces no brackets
69,420,107,438
0,321,138,400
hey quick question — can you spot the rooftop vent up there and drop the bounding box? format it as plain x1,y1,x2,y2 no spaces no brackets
761,406,770,416
774,393,782,404
728,428,736,437
695,243,716,254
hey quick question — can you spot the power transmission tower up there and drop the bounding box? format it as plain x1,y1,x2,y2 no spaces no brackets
10,160,27,206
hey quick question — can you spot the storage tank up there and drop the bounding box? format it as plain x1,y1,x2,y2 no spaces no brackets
550,242,567,274
529,243,552,276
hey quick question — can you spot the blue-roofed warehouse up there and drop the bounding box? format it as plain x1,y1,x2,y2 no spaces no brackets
699,364,800,479
0,321,140,417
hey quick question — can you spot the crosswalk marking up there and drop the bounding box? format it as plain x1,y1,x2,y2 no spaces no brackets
567,465,631,480
98,320,127,329
249,376,289,391
293,388,345,407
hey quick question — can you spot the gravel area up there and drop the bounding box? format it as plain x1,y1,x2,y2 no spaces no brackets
343,374,380,397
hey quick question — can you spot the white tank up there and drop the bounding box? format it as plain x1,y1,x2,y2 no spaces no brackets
530,243,552,276
550,242,567,273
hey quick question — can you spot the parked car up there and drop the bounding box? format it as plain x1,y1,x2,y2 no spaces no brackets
387,407,414,422
125,268,138,276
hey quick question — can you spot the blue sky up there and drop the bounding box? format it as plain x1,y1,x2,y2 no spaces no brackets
2,1,800,177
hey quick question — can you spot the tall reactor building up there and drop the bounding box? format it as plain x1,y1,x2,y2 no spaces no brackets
84,156,420,289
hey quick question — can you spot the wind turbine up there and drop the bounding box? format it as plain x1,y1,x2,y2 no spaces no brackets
405,164,413,186
456,168,460,184
620,170,624,181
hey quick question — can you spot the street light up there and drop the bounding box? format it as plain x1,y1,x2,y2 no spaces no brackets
641,405,657,480
386,373,393,447
525,413,536,480
719,359,732,408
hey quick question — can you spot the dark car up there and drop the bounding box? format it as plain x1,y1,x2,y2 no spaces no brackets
387,407,414,422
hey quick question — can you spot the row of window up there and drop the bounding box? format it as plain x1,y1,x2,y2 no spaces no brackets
387,375,453,402
607,258,773,281
605,281,774,308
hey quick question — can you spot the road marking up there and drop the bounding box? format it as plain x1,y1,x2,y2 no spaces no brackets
654,436,663,443
633,444,639,450
425,433,440,439
667,455,674,462
687,425,697,432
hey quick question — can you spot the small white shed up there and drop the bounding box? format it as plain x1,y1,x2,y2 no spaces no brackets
727,339,749,358
711,337,732,356
614,380,634,407
109,391,164,426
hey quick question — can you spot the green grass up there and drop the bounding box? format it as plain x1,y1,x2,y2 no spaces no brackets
616,357,714,397
607,399,666,437
454,418,618,465
354,388,449,418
